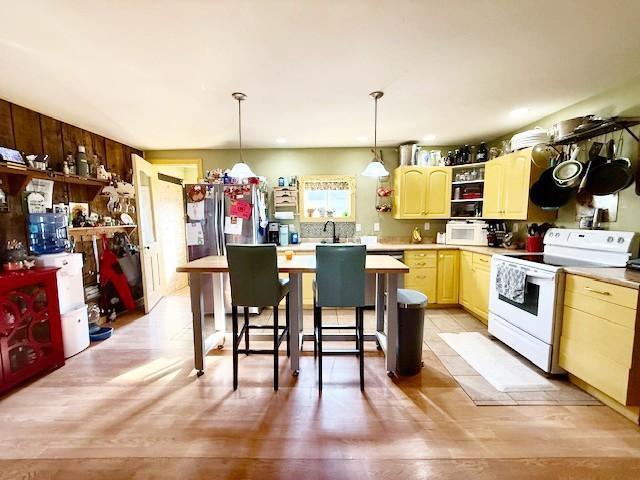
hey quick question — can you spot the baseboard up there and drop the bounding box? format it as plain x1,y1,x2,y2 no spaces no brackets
568,374,640,424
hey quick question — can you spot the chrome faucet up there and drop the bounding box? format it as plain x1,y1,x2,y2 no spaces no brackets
323,220,338,244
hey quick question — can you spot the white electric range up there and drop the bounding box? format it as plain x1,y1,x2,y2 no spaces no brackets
488,228,638,374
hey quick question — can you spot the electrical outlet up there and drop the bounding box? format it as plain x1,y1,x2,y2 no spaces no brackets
423,222,430,231
355,223,362,232
373,223,380,232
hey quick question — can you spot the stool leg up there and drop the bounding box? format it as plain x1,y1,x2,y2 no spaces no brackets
273,305,279,391
232,305,239,391
318,307,323,393
354,307,359,351
313,298,318,359
285,294,290,358
243,307,250,355
358,307,364,392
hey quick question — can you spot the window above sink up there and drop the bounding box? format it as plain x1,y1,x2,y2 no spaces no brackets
299,175,356,222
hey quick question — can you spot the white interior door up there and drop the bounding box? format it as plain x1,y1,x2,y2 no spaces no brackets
133,154,162,313
153,169,188,295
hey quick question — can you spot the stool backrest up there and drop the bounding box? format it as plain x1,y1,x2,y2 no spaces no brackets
227,244,280,307
315,244,366,307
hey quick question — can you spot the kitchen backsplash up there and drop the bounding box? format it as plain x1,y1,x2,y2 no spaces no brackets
299,222,356,239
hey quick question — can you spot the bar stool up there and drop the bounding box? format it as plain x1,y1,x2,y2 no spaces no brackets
226,244,290,391
313,244,366,392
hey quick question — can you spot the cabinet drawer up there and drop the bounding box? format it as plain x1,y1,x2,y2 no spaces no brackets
566,274,638,310
561,306,634,368
559,336,630,405
405,266,436,284
564,289,636,329
472,253,491,269
404,251,437,267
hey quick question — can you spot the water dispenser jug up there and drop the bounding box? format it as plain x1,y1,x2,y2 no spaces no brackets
27,213,68,255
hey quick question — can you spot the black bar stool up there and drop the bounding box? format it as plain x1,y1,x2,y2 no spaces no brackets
313,244,366,392
227,244,290,391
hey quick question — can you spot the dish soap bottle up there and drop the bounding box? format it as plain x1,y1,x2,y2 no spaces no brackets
76,146,89,177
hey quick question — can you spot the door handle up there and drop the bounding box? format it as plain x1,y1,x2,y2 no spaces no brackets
144,245,151,250
584,286,611,296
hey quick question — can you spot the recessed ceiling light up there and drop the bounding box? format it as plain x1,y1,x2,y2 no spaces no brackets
423,134,436,142
356,135,368,142
275,138,287,144
510,107,531,118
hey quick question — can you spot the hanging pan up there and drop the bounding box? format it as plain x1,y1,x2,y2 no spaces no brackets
529,149,574,210
586,137,634,196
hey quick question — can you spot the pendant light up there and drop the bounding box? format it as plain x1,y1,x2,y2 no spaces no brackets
361,91,389,177
228,92,256,179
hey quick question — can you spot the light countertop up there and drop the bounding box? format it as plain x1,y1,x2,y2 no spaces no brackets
563,267,640,291
277,242,524,257
276,242,640,290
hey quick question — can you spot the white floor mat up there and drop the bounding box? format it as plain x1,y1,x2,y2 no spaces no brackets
438,332,556,392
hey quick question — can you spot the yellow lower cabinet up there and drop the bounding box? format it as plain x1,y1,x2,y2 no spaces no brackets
437,250,459,304
559,274,639,407
473,263,491,322
459,251,473,309
302,273,315,307
458,252,491,324
404,250,437,304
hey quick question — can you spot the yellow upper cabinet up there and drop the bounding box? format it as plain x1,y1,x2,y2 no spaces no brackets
393,167,428,218
482,159,505,218
425,168,452,218
393,166,451,219
482,148,553,221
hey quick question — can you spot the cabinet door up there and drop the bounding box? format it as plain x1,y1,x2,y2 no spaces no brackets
459,251,473,308
425,167,452,218
394,167,428,218
474,264,491,324
483,158,505,218
502,150,531,219
437,251,459,304
405,268,437,304
302,273,315,307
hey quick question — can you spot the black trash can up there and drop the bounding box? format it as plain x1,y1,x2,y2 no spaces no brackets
396,288,428,376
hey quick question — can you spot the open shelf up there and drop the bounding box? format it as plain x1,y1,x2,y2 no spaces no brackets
0,163,110,200
551,116,640,146
451,163,486,169
452,198,483,203
452,179,484,185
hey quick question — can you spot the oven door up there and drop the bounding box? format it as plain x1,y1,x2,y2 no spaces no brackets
488,258,558,344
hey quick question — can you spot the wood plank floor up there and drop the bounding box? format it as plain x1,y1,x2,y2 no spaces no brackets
1,292,640,479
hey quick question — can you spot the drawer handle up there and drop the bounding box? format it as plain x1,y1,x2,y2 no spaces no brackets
416,275,426,279
584,286,611,296
478,257,488,263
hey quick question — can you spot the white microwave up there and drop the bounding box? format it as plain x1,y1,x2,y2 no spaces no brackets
445,221,488,246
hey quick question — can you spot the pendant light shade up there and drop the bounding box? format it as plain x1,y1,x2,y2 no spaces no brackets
361,160,389,177
361,91,389,178
228,92,256,179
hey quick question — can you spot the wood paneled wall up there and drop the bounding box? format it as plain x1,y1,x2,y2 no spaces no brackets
0,98,144,262
0,98,142,178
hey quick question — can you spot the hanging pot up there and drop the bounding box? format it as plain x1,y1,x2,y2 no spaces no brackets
552,145,582,188
586,138,634,196
529,151,574,210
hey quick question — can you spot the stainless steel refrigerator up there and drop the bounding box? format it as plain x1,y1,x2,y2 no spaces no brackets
185,183,268,314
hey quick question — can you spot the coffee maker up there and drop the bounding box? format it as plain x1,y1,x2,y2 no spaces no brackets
268,222,280,245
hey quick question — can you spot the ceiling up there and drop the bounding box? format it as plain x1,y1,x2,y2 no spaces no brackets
2,1,640,150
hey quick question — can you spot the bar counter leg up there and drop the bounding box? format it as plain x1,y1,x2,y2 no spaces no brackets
189,273,206,376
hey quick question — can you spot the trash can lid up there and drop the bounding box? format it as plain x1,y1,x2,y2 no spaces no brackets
397,288,428,309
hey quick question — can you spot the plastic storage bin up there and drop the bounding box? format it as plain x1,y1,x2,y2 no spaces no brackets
60,304,90,358
27,213,68,255
396,288,428,376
